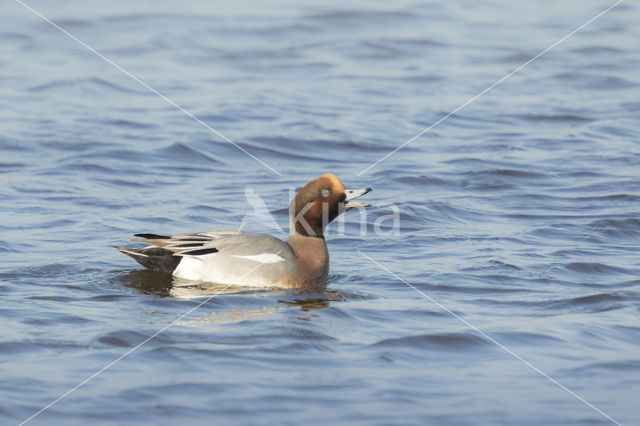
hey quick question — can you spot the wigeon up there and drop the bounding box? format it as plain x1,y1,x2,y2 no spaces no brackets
117,173,371,288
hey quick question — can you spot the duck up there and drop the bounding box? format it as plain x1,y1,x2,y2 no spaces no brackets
116,173,372,288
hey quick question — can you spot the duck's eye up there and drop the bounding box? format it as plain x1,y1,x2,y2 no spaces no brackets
321,188,331,197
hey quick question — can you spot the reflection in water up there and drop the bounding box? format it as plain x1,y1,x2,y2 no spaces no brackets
115,269,348,327
177,306,284,327
117,269,174,296
278,291,347,312
116,269,347,312
117,269,272,298
169,279,271,299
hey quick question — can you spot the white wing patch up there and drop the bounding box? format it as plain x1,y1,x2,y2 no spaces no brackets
230,253,285,264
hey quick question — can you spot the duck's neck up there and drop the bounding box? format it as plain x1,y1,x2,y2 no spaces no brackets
288,232,329,283
289,212,326,238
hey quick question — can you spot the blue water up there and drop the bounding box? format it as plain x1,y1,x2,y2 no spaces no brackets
1,0,639,424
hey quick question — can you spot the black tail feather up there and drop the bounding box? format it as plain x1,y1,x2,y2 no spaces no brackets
134,233,171,240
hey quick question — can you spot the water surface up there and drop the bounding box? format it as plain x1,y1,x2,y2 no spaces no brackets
1,0,639,424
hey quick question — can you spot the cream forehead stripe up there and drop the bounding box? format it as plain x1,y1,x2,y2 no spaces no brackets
230,254,286,264
319,173,345,192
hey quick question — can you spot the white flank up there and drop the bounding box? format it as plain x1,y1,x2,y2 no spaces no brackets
172,255,288,288
230,253,285,264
